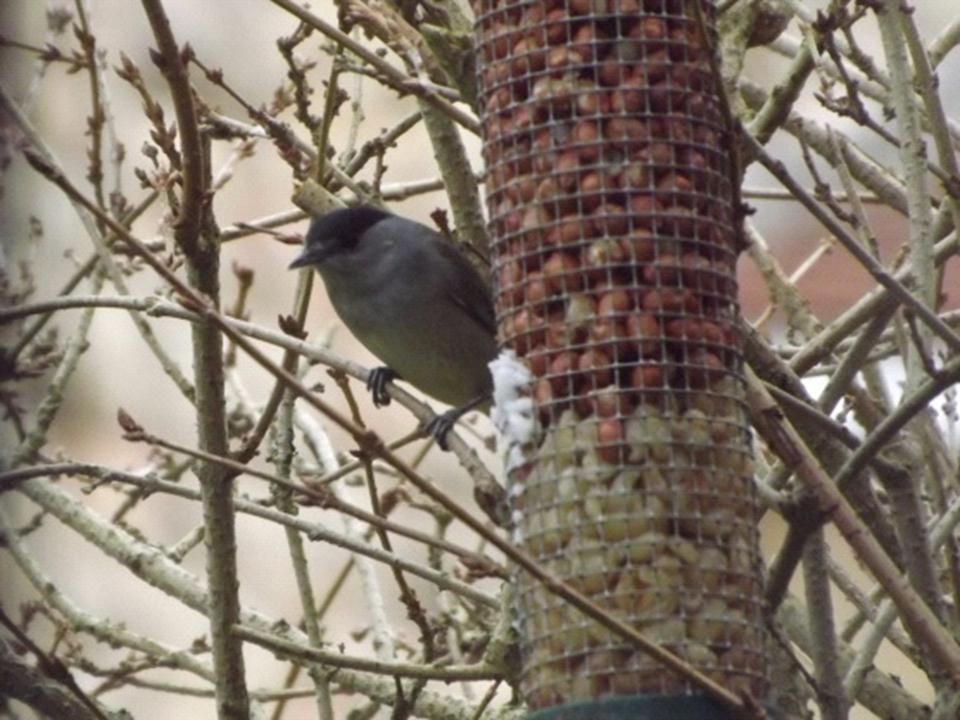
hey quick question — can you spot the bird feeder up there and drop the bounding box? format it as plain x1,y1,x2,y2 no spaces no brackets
475,0,768,713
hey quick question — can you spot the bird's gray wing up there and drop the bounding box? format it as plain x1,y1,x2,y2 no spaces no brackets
433,238,497,336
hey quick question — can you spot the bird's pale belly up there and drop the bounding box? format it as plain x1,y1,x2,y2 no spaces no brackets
362,324,494,407
335,296,496,407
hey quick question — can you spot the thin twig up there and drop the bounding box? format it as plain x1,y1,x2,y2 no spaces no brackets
115,422,504,574
268,0,479,135
8,477,517,720
745,366,960,679
234,625,501,681
744,131,960,354
140,3,249,716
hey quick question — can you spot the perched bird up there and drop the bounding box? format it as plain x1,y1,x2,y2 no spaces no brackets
289,205,498,448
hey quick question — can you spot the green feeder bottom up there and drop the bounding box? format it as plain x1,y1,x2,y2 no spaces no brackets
526,694,762,720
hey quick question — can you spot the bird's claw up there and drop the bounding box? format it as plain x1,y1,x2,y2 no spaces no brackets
366,367,399,407
423,394,489,451
424,409,460,451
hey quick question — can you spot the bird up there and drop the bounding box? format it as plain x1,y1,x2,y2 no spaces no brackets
289,205,498,448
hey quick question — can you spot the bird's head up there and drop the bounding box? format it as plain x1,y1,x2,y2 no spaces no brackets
289,205,392,269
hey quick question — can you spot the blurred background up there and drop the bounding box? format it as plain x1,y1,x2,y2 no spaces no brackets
2,1,959,717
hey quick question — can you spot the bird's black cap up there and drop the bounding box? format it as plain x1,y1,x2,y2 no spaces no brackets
289,205,392,269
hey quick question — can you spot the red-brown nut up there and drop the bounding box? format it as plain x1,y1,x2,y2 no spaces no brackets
498,260,524,308
487,23,511,61
705,224,733,250
651,117,693,143
671,60,712,90
505,175,537,205
685,350,725,388
702,321,728,345
535,176,563,204
506,308,547,354
550,215,589,246
532,77,578,116
533,128,552,153
579,170,604,194
589,385,635,418
555,150,581,187
485,87,512,114
577,347,613,387
589,317,624,345
667,319,727,350
641,288,699,313
527,344,550,377
511,39,546,78
678,146,710,174
641,47,672,72
666,318,704,342
591,202,629,235
598,58,623,86
578,172,607,212
610,76,647,114
549,351,578,397
656,172,694,196
481,65,497,91
501,208,523,235
634,16,667,42
512,228,548,259
488,59,512,88
570,0,611,14
545,8,571,44
655,205,699,237
694,124,719,146
630,362,666,389
573,120,601,160
548,349,576,375
575,90,610,116
570,23,608,60
642,254,683,286
605,117,650,145
648,78,686,113
521,4,545,34
596,418,627,464
522,205,552,234
483,113,510,142
498,139,533,170
637,142,673,166
629,195,660,218
546,46,584,73
598,288,631,316
525,271,549,306
545,321,575,351
621,229,656,262
534,377,555,406
512,104,539,131
682,253,736,298
543,251,583,294
669,22,704,59
583,238,627,279
488,164,512,191
625,312,662,356
619,163,652,190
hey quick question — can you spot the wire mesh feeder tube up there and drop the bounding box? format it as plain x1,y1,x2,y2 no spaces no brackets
476,0,768,711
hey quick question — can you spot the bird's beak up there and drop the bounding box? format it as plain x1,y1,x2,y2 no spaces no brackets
290,241,337,269
287,250,310,270
289,247,315,270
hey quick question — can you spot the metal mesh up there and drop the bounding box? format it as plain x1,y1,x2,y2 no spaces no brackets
475,0,767,709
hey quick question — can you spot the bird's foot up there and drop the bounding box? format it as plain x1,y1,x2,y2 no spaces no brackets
423,408,464,451
422,394,489,451
366,366,399,407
